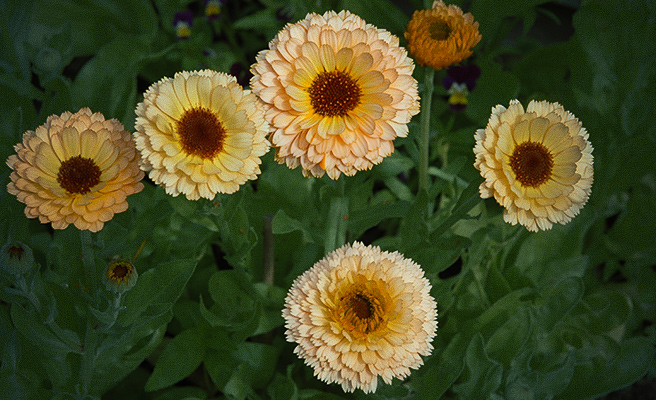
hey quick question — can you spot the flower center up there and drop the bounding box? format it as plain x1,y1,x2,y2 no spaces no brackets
176,107,225,159
308,70,362,117
510,141,554,187
8,245,25,261
429,21,451,41
350,293,373,319
336,289,385,337
57,156,102,194
108,261,132,283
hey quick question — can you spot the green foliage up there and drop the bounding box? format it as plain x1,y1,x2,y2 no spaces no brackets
1,0,655,399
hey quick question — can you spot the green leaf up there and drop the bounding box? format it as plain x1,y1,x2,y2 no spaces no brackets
10,303,76,361
533,277,584,331
201,270,259,339
70,34,152,127
348,200,410,239
414,332,468,400
429,181,483,239
267,368,299,400
339,0,409,37
271,209,314,243
505,349,575,400
117,259,197,327
558,337,654,399
145,328,207,392
452,333,503,400
93,323,167,394
33,0,157,56
233,9,281,31
486,308,533,367
232,342,279,389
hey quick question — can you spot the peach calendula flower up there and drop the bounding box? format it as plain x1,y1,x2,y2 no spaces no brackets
134,69,270,200
474,99,594,232
282,242,437,393
6,108,144,232
405,0,481,71
250,10,420,179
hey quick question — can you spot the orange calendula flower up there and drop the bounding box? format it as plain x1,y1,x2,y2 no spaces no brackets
283,242,437,393
6,108,144,232
405,0,481,71
250,10,420,179
134,69,270,200
474,100,594,231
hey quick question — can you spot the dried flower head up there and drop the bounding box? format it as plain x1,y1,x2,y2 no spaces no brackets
6,108,144,232
283,242,437,393
474,99,594,231
134,69,270,200
251,10,420,179
405,0,481,71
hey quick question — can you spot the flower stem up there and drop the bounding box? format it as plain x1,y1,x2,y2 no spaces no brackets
79,230,98,397
81,230,96,294
324,179,348,253
418,67,435,194
262,214,275,285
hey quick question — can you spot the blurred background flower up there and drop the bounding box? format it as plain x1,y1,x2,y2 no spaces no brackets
442,63,481,111
204,0,223,21
173,10,194,39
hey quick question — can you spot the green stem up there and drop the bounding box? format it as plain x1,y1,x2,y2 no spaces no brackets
80,230,95,294
324,180,348,253
79,230,98,397
418,67,435,194
262,215,275,285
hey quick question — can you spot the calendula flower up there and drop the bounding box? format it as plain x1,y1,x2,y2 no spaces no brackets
103,260,138,293
474,99,594,231
283,242,437,393
250,10,420,179
405,0,481,71
174,11,193,39
6,108,144,232
134,69,270,200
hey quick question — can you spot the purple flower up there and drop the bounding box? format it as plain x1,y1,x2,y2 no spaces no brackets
173,11,194,39
276,7,293,22
442,64,481,111
230,62,253,88
204,0,223,21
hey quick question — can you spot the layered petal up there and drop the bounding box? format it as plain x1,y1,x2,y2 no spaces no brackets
134,69,270,200
474,99,594,231
6,108,144,232
282,242,438,393
251,11,419,179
